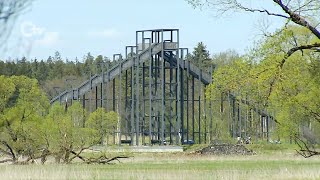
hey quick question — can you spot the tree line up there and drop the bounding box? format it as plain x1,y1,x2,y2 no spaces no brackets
0,75,121,164
0,52,115,84
188,0,320,157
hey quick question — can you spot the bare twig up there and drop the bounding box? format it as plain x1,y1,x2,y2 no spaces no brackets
273,0,320,39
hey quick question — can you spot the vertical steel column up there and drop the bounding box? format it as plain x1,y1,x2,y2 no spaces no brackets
180,60,184,143
125,70,128,139
186,58,190,142
198,71,202,144
82,94,86,128
95,86,98,110
112,78,116,111
266,115,269,142
186,58,190,143
175,61,179,143
204,88,207,143
210,89,214,142
169,55,174,144
210,67,214,142
101,63,104,108
135,31,140,146
130,46,135,146
82,94,85,109
261,115,264,140
160,30,165,145
155,54,159,141
106,64,109,112
125,46,135,140
118,57,122,145
148,48,153,145
142,32,151,145
192,76,195,141
155,31,161,140
176,30,181,145
142,62,146,145
89,74,92,113
100,84,103,108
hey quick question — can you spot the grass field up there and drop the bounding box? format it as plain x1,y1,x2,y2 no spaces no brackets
1,144,320,180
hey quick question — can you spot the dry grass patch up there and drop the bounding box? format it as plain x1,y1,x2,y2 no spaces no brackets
1,150,320,180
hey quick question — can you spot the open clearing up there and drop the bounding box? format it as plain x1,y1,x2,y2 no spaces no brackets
1,145,320,180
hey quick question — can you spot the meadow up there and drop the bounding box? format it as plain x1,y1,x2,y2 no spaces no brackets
1,144,320,180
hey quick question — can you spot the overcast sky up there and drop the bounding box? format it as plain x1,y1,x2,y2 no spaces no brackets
2,0,285,61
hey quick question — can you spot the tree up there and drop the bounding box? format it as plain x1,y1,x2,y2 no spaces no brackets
94,55,104,74
211,49,240,69
41,104,127,164
190,42,212,72
16,57,31,77
187,0,320,134
206,25,320,156
86,108,118,145
187,0,320,68
52,51,65,79
43,103,98,163
82,52,95,76
36,60,48,83
0,76,49,164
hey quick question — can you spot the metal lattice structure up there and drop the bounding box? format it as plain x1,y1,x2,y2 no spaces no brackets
51,29,276,146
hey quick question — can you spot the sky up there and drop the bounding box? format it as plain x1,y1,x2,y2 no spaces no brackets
2,0,285,61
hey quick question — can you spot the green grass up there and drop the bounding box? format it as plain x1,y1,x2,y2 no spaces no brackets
1,145,320,180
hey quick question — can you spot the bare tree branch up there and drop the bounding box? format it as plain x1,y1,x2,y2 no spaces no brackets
0,159,13,163
273,0,320,39
233,5,289,19
279,43,320,69
188,0,320,40
0,0,33,46
0,0,32,21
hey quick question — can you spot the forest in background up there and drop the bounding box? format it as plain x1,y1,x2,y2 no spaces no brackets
1,0,320,165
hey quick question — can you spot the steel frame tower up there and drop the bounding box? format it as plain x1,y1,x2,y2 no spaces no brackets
51,29,276,146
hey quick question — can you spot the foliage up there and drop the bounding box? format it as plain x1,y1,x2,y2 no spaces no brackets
43,102,98,163
189,42,212,72
0,51,115,99
206,25,320,146
0,75,122,164
86,108,118,145
0,76,49,163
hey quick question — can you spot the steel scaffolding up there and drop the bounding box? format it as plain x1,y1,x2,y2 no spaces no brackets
51,29,276,146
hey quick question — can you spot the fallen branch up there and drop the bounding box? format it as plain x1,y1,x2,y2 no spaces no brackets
0,159,13,163
86,155,129,164
70,149,87,162
65,146,130,165
1,141,16,163
295,135,320,158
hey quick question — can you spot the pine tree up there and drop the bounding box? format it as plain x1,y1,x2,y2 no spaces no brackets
191,42,212,72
